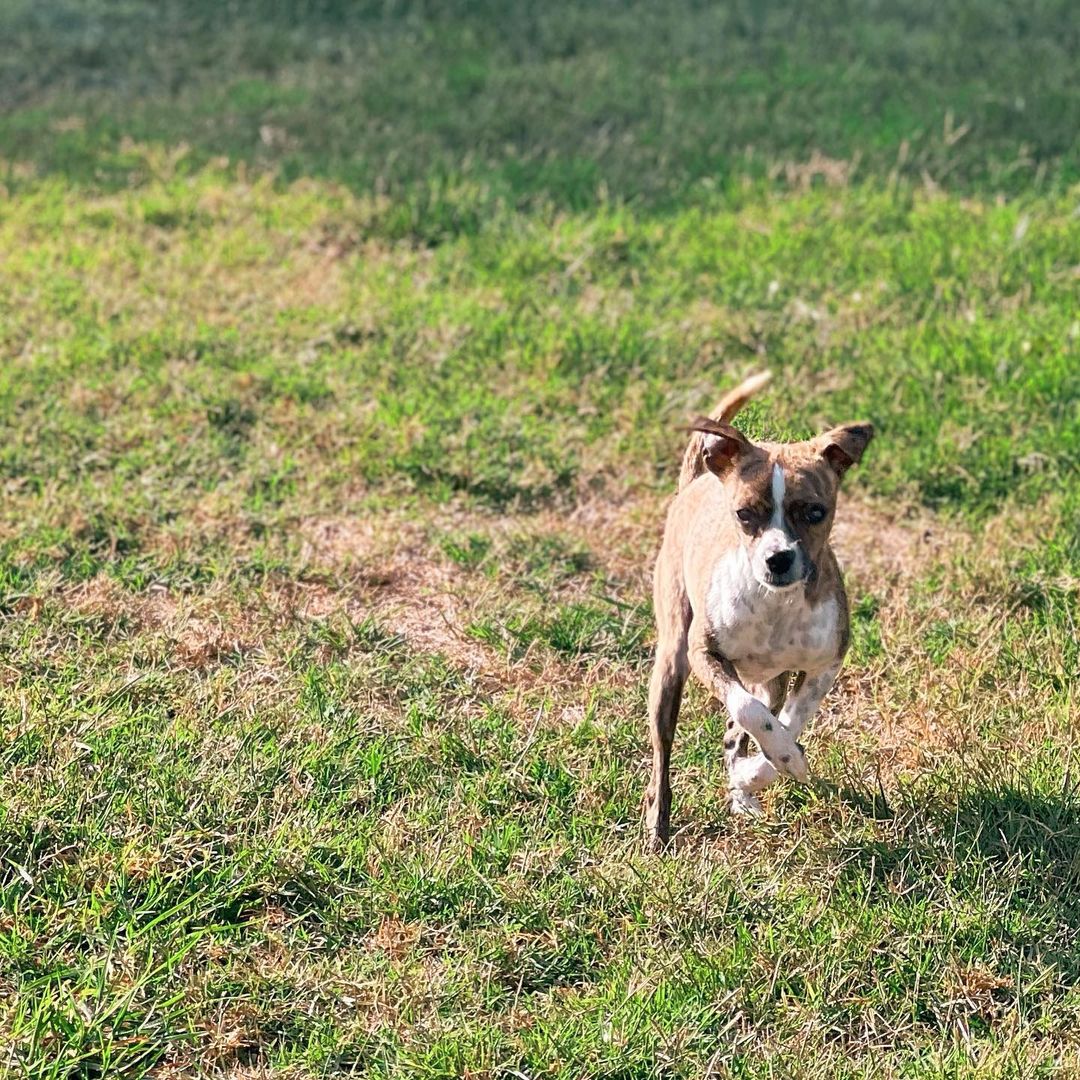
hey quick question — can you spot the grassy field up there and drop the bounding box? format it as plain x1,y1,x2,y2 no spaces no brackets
1,1,1078,1077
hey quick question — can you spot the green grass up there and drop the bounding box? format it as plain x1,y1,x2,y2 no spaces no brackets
3,0,1080,206
1,1,1079,1077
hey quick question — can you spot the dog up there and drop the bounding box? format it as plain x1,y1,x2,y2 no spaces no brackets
643,371,872,848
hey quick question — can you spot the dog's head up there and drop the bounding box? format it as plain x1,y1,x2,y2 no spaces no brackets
690,418,874,590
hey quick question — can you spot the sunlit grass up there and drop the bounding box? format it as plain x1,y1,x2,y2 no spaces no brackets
0,1,1078,1076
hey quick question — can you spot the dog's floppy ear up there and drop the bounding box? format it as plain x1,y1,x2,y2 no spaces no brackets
688,417,753,477
817,422,874,477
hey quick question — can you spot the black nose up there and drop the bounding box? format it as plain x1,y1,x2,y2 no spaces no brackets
766,550,795,575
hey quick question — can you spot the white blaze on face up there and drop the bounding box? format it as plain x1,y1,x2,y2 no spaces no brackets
760,464,789,557
753,461,802,586
769,464,785,530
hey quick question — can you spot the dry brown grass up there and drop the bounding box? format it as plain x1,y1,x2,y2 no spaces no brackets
40,482,1040,801
831,495,952,588
277,486,1006,811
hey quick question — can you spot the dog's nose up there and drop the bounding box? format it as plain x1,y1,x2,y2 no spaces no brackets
766,550,795,575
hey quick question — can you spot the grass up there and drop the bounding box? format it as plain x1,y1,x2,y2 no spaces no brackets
0,1,1079,1077
3,0,1080,205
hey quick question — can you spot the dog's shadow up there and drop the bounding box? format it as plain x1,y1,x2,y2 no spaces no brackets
824,778,1080,978
682,776,1080,969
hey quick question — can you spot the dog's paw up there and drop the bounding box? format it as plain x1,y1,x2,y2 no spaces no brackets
731,696,810,783
729,752,777,793
757,726,809,783
730,789,764,816
643,829,670,855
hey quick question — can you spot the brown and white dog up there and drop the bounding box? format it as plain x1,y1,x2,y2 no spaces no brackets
643,371,872,848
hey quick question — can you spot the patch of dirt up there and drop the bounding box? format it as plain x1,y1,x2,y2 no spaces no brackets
561,489,666,586
62,575,129,621
141,589,256,668
174,617,249,667
367,916,422,959
377,568,492,671
299,515,422,570
298,500,662,689
301,514,495,672
830,494,952,591
52,579,254,669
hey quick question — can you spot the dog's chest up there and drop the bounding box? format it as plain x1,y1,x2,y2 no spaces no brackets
704,550,839,680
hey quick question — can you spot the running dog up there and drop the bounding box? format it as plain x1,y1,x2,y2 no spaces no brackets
643,372,872,848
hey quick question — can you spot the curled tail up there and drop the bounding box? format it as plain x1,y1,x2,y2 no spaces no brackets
678,371,771,491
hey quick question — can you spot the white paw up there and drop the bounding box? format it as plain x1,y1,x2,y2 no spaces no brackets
729,752,777,793
731,694,810,783
754,722,809,783
730,789,764,816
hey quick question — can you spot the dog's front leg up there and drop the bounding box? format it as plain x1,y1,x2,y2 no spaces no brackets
727,664,840,810
644,551,691,852
687,619,809,785
778,662,841,741
644,640,689,852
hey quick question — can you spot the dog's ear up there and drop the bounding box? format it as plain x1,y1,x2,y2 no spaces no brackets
688,417,753,477
817,422,874,477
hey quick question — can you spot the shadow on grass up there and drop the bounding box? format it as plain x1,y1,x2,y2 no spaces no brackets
846,778,1080,883
831,776,1080,988
679,771,1080,927
4,0,1079,212
665,770,1080,1057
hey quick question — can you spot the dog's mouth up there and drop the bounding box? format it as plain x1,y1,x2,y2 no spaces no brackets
759,569,803,590
757,557,815,591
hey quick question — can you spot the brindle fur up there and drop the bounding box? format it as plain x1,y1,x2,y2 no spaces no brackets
644,372,872,850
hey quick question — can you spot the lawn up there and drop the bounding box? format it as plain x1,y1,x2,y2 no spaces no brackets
0,1,1078,1077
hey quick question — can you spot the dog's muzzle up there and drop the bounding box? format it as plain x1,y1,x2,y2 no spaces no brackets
760,546,806,589
766,550,795,575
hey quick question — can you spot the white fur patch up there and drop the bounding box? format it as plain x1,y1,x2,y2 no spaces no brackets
751,462,799,577
730,753,778,794
770,463,785,529
705,549,839,683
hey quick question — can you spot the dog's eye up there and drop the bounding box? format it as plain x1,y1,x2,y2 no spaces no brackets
736,508,755,525
804,504,827,524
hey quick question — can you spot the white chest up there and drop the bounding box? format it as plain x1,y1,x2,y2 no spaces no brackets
703,549,840,681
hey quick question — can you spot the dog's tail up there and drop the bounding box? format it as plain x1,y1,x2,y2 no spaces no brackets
678,371,771,491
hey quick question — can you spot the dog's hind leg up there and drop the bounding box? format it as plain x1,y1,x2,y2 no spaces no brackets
643,544,691,852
